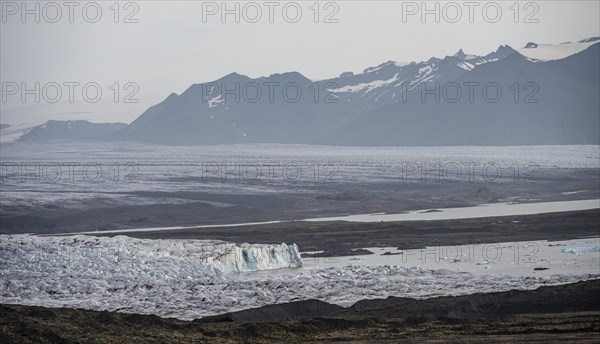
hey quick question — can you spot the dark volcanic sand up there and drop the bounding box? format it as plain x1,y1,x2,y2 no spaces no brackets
94,209,600,254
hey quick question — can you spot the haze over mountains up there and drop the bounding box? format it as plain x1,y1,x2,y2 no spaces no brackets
18,120,126,142
8,38,599,146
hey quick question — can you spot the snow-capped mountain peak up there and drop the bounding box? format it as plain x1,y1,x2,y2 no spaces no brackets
8,38,596,146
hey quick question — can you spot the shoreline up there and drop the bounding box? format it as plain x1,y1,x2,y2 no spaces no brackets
91,209,600,254
49,198,600,236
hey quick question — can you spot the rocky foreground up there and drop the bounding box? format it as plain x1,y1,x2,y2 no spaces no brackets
1,280,599,343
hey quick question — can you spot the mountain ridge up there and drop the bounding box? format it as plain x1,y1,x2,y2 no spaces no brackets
10,39,599,146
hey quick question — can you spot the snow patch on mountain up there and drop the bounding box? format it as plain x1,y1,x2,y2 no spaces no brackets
518,37,599,61
362,61,402,74
332,74,402,94
207,94,223,108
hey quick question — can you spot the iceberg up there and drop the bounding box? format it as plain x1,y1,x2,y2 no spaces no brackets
212,243,302,273
561,246,600,255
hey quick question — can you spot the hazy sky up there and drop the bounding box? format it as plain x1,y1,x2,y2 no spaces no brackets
1,0,599,122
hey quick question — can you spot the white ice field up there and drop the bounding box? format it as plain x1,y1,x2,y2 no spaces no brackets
1,143,599,319
1,234,598,320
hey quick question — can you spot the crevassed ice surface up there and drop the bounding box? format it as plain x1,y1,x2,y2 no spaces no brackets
2,142,599,212
1,143,598,193
1,234,598,320
0,235,302,276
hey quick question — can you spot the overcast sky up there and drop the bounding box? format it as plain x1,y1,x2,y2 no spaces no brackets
1,0,599,122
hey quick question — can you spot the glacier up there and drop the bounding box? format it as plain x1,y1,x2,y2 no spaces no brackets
0,235,302,276
1,234,598,320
